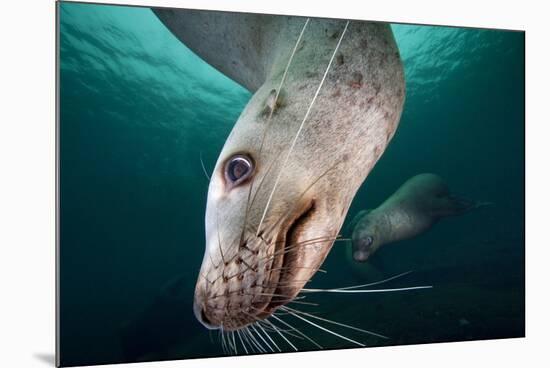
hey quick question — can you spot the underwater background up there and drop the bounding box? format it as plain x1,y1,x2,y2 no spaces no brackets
58,2,524,366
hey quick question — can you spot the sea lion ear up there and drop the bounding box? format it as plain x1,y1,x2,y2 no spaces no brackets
262,89,284,116
267,89,278,111
343,209,372,236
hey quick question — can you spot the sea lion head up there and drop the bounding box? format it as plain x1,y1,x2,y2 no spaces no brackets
193,81,352,331
351,212,383,262
152,9,405,333
191,20,405,331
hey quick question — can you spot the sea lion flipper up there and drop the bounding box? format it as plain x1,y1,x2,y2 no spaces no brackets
438,194,491,216
152,8,274,91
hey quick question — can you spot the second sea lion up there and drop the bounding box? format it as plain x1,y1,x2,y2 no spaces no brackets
350,173,489,262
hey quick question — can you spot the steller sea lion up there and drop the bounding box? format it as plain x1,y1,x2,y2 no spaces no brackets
153,9,405,332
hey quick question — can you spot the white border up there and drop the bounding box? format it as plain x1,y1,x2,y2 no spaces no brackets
1,0,548,367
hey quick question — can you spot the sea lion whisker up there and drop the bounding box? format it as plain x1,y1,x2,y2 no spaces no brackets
218,238,251,266
284,308,365,347
271,314,323,349
250,323,275,353
244,326,266,353
265,318,299,351
300,285,433,294
329,271,413,291
238,18,310,247
249,326,269,353
249,18,310,179
244,156,280,230
281,306,389,340
258,235,340,260
238,179,255,249
283,236,345,249
227,331,237,355
265,272,312,285
256,292,298,298
257,247,312,265
259,323,303,340
239,257,256,272
238,328,253,353
246,312,293,333
215,209,226,265
256,322,282,352
236,330,249,354
257,281,315,290
223,329,231,354
269,266,327,273
245,327,261,353
224,331,234,354
208,290,253,300
256,238,336,266
219,328,228,354
255,320,281,332
253,277,318,289
256,20,350,237
287,300,319,306
199,272,215,286
333,238,351,243
252,318,306,339
204,268,238,285
227,330,235,355
209,290,293,300
254,236,339,263
208,252,220,273
267,234,344,248
264,297,310,305
273,309,322,316
199,151,211,181
231,331,238,355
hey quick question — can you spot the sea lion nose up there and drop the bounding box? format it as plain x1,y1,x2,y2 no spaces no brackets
193,300,218,330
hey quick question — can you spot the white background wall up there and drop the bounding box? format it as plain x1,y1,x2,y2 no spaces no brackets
0,0,547,367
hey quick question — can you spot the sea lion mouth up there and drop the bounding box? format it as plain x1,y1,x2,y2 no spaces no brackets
260,199,316,315
193,197,319,331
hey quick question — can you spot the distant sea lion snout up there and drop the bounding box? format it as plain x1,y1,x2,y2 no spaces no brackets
350,211,385,262
353,234,375,262
349,173,488,263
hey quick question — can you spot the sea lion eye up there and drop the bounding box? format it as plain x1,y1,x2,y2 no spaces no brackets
225,154,254,186
365,236,374,246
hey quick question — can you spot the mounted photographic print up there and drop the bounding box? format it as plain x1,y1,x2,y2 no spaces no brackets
56,1,525,366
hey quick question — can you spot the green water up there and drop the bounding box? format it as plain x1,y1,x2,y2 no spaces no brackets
58,2,524,366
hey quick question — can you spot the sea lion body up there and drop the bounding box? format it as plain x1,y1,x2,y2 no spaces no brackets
351,173,481,262
154,9,405,330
